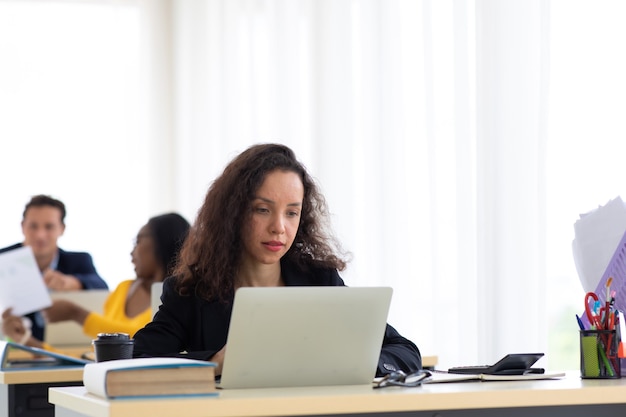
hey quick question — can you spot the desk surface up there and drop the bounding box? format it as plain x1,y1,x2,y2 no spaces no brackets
0,367,84,385
49,373,626,417
421,355,436,368
1,352,434,384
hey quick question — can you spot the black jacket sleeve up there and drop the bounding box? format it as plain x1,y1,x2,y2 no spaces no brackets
284,265,423,376
377,324,422,376
57,250,108,290
133,277,228,361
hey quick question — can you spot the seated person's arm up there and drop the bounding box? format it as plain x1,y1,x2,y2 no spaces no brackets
57,252,109,290
323,269,423,376
2,308,45,349
82,309,153,339
319,269,423,376
132,278,223,363
377,324,422,376
70,271,109,290
42,268,82,290
43,300,90,326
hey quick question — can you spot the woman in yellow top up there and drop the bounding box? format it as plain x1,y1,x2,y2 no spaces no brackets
1,213,190,350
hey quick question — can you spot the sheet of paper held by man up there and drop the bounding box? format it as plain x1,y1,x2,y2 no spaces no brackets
0,245,52,316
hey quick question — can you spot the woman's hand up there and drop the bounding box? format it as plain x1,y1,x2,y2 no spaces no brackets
1,308,28,342
210,345,226,376
43,300,90,325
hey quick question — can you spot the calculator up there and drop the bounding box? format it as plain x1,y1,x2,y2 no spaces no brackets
448,353,545,375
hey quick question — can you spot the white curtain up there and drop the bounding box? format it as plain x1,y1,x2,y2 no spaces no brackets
0,0,553,369
165,0,549,368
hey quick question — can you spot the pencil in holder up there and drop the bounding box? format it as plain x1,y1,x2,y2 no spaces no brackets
580,329,620,379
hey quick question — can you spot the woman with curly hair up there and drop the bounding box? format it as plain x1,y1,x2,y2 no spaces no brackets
133,143,422,376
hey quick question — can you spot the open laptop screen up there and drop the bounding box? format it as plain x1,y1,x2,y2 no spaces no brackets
45,290,109,346
219,286,392,389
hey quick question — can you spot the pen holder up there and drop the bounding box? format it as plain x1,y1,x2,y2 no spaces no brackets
579,329,621,379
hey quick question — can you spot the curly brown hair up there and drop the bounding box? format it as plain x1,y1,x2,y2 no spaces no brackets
173,143,348,302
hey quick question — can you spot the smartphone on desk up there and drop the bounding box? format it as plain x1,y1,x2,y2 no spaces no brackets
448,353,545,375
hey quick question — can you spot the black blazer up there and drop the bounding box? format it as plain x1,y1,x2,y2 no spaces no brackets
133,260,422,376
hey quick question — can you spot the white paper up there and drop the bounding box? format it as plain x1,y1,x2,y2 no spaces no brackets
0,246,52,316
572,196,626,292
423,371,566,383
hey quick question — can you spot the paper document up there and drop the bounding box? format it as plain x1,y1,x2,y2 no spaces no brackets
572,196,626,292
0,246,51,315
424,371,566,383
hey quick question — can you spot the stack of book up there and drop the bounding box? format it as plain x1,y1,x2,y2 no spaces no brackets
82,357,218,399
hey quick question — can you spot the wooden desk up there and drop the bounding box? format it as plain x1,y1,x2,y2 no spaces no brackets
50,374,626,417
1,368,84,417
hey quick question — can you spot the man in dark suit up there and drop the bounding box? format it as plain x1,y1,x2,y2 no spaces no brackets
0,195,108,340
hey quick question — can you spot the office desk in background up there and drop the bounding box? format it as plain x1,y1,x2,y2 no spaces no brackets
50,373,626,417
1,367,83,417
421,355,437,370
2,344,92,417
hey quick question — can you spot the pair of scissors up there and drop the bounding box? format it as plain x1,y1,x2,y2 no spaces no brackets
584,291,604,330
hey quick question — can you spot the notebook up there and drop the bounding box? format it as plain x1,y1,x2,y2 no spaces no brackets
0,340,89,370
45,290,110,346
218,286,393,389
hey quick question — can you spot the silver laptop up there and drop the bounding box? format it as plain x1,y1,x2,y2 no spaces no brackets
218,286,392,389
151,281,164,318
45,290,109,346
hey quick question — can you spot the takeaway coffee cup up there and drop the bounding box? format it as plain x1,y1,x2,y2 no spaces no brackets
92,333,134,362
